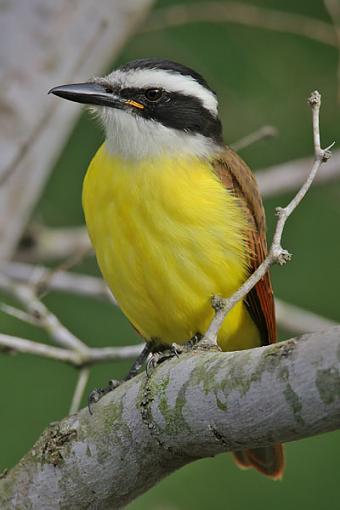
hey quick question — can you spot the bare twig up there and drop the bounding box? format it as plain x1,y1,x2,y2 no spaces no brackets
0,269,142,369
0,333,143,367
81,344,143,363
0,274,87,353
202,91,334,346
142,2,337,48
0,334,82,365
15,226,92,263
256,149,340,198
0,303,41,327
69,368,91,414
1,261,110,301
231,125,278,152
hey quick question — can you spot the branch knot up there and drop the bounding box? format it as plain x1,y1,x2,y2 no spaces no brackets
308,90,321,108
271,247,292,265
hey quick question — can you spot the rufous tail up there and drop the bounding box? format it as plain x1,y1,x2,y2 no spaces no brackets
233,444,284,480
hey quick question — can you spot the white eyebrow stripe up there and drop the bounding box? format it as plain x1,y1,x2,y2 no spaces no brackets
107,68,218,116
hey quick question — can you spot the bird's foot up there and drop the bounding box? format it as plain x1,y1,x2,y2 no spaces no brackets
88,379,121,415
146,343,182,377
88,343,153,415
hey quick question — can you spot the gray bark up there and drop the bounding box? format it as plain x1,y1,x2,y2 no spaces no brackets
0,0,154,261
1,327,340,509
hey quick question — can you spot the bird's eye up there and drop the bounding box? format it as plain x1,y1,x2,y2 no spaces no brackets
145,88,163,102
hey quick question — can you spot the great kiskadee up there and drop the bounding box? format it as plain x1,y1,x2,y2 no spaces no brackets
50,58,284,479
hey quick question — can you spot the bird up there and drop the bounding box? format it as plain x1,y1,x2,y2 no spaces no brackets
49,57,284,479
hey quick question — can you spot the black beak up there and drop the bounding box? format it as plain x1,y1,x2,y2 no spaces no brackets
48,82,125,109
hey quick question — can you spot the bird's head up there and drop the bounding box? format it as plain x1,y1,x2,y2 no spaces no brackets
49,58,223,160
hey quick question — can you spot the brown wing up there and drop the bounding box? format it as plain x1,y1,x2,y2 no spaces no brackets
213,147,284,480
212,146,276,345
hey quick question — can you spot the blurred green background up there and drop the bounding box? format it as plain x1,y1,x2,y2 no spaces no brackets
1,0,340,508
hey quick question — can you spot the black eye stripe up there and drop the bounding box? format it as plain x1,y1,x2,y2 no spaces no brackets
116,87,222,144
120,87,164,99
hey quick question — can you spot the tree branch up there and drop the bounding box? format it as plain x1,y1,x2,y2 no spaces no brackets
1,328,340,509
0,274,88,352
0,0,155,261
0,333,143,367
69,368,91,414
256,149,340,198
142,2,337,48
275,298,337,335
15,226,92,263
1,261,110,301
231,125,278,151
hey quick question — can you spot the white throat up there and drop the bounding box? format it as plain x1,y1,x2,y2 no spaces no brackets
100,108,221,161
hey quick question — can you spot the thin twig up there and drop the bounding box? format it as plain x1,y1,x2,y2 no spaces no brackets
1,261,111,301
0,303,41,327
202,91,334,346
0,333,143,366
69,368,91,414
0,333,81,364
15,226,92,263
256,149,340,198
0,274,88,352
231,125,278,152
37,245,92,299
0,269,142,368
142,2,337,48
83,344,143,363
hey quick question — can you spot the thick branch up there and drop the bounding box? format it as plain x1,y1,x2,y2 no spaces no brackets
1,328,340,509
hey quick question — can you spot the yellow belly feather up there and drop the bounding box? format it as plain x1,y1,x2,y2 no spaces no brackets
82,144,260,351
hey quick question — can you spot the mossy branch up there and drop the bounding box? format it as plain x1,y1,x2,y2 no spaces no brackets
1,327,340,509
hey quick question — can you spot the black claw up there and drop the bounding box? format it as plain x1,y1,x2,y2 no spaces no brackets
87,380,122,415
145,344,183,377
170,343,182,358
108,379,121,390
146,355,156,378
88,388,103,415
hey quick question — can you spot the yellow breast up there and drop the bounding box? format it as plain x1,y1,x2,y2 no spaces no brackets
82,144,260,351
